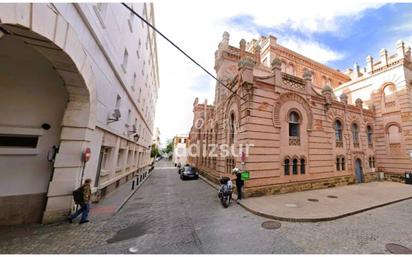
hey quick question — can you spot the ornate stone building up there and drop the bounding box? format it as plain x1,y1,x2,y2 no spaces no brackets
188,32,412,197
0,3,159,225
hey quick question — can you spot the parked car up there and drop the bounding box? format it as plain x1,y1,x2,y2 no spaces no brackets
178,164,190,174
180,166,199,180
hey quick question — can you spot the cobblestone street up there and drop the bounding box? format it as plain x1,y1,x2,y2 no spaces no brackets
1,161,412,254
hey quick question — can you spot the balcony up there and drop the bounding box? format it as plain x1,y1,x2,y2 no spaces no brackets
289,137,300,146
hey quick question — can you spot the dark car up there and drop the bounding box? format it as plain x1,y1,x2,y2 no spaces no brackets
180,166,199,180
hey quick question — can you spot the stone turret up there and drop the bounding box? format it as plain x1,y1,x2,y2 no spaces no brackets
352,63,362,79
218,31,230,50
366,55,374,74
238,57,254,86
340,93,348,105
355,98,363,108
271,57,282,86
322,85,334,108
239,39,246,59
303,69,312,81
303,69,313,94
396,40,405,58
271,57,282,71
254,44,261,64
380,48,388,66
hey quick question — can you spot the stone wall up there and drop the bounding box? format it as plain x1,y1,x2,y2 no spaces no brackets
198,168,221,185
364,172,378,183
243,175,357,198
384,172,406,183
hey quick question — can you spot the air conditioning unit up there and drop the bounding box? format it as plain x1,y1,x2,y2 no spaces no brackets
128,125,137,135
107,109,121,124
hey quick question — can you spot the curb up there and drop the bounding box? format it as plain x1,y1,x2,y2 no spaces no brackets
199,174,412,222
113,168,155,214
238,195,412,222
199,174,219,190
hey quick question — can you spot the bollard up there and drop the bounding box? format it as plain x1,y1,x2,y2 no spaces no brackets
132,180,135,190
136,176,139,185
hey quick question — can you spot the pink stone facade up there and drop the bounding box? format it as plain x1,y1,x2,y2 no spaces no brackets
188,32,412,197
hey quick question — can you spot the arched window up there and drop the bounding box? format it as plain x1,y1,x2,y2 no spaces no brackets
289,111,300,137
284,159,290,176
335,120,343,142
286,63,295,75
300,159,306,174
336,156,346,171
322,76,327,86
229,112,235,145
352,123,359,145
387,124,401,144
336,157,340,171
383,84,396,108
292,159,298,175
281,61,287,73
367,126,373,145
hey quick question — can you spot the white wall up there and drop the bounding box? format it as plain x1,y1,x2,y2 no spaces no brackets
52,3,160,188
334,65,407,106
0,36,68,196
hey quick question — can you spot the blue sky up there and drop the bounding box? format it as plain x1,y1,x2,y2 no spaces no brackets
228,3,412,71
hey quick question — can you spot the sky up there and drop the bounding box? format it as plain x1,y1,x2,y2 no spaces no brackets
152,0,412,147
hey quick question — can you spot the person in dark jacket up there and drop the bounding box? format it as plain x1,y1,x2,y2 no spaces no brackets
68,178,92,224
233,168,244,201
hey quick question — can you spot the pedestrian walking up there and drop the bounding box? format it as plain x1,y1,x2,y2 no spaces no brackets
68,178,92,224
233,168,244,201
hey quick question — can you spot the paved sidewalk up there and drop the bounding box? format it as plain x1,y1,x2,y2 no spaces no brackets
89,173,149,221
238,181,412,222
0,168,154,253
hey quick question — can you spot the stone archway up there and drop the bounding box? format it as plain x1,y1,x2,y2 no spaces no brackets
0,3,96,223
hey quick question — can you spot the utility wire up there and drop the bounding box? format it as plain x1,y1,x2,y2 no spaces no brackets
122,3,247,102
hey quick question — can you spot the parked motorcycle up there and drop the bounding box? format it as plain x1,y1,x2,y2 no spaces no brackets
218,177,232,208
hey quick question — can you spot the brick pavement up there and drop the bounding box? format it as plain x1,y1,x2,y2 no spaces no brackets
1,161,412,254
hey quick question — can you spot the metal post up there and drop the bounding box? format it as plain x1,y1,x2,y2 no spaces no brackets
132,180,135,190
80,161,86,186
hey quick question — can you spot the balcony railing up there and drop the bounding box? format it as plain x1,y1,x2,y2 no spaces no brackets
289,137,300,146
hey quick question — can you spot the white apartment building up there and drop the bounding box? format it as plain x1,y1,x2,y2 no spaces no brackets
0,3,160,225
172,135,189,166
152,127,161,148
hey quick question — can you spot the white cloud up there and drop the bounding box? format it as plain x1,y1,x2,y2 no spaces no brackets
279,36,345,64
152,0,381,144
